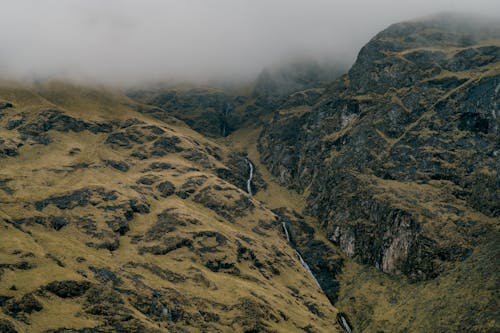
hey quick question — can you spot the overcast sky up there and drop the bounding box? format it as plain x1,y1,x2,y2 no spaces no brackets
0,0,499,85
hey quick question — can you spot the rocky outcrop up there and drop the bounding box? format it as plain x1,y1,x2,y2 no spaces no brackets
0,102,14,110
44,280,92,298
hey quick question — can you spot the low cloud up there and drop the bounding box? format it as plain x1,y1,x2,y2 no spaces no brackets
1,0,499,85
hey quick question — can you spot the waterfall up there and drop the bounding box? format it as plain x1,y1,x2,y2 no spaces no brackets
339,314,353,333
281,221,321,290
295,250,321,289
222,103,231,137
282,222,290,243
246,158,254,196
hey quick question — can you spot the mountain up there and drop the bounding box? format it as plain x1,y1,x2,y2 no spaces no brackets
259,13,500,331
0,13,499,333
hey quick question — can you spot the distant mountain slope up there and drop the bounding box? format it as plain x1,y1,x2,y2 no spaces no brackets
127,60,343,138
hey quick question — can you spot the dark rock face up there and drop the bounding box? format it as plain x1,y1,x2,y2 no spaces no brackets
106,217,130,235
15,110,112,145
193,187,254,223
35,187,117,211
145,210,191,240
147,162,173,171
0,319,18,333
0,178,14,195
89,267,122,286
105,132,135,149
0,102,14,110
6,293,43,317
104,160,129,172
0,138,20,158
215,154,265,195
259,15,500,280
44,280,92,298
204,259,239,274
127,60,343,138
139,237,193,256
323,189,437,281
128,89,247,137
136,175,157,185
49,217,69,231
151,136,182,156
156,181,176,197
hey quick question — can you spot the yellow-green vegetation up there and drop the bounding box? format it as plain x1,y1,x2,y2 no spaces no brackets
0,81,340,333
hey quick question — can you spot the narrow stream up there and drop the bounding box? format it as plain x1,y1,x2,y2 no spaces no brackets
281,222,321,289
282,221,353,333
246,158,254,196
294,250,321,289
282,222,290,243
339,314,353,333
222,102,231,137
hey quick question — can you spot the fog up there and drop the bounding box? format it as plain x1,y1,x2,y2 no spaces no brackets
0,0,499,85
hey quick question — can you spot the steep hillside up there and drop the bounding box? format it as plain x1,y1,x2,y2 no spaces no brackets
0,81,341,333
259,13,500,331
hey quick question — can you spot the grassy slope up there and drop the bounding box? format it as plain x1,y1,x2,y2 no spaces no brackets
0,81,339,333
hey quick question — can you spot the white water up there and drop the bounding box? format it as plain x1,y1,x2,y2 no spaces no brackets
282,217,352,330
340,315,352,333
246,158,253,196
282,222,290,243
282,221,322,290
295,250,321,289
222,103,231,137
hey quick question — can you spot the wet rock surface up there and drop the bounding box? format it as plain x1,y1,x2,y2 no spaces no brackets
216,153,266,195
